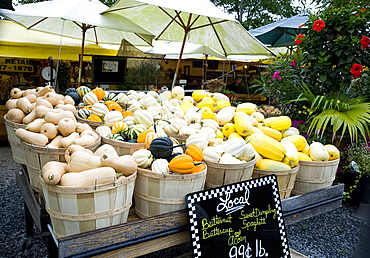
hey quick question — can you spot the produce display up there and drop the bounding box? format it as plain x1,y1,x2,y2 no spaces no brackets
42,144,137,186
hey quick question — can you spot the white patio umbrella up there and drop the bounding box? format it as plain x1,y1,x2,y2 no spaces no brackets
0,0,154,86
103,0,275,87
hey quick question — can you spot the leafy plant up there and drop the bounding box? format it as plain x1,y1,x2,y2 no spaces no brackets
125,61,162,90
57,60,71,94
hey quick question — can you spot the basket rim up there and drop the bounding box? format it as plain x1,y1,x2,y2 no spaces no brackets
299,158,340,166
137,165,207,180
3,115,27,128
40,171,137,193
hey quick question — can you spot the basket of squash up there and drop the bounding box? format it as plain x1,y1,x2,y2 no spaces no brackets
40,144,137,238
131,137,207,218
14,107,101,192
4,85,75,164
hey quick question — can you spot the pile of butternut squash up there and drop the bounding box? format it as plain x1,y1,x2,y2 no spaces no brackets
42,144,137,187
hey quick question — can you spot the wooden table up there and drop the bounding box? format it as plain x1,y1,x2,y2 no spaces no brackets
16,165,344,257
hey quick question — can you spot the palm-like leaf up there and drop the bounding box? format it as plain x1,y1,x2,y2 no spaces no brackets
308,95,370,143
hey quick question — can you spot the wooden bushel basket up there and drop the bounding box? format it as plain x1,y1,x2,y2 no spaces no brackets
292,159,340,195
101,136,146,156
21,135,101,192
40,172,136,238
252,165,299,199
204,157,256,189
3,115,27,164
134,167,207,218
166,131,189,144
76,117,101,130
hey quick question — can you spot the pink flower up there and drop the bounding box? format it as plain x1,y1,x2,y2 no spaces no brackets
313,19,325,32
290,57,296,66
272,71,282,80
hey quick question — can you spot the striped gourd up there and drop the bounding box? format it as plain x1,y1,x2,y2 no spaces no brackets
77,109,92,119
281,141,299,168
281,135,307,152
127,124,147,140
248,133,286,161
108,134,125,141
263,116,292,131
255,159,291,171
103,92,118,102
77,86,91,98
260,126,282,141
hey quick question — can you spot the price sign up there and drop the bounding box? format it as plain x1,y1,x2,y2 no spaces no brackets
0,58,34,73
186,175,290,258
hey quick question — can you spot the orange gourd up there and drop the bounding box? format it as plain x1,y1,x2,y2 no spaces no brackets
122,110,133,117
145,131,158,148
168,154,194,174
92,87,105,100
185,144,204,161
192,162,206,173
87,113,102,122
106,102,122,112
137,129,154,143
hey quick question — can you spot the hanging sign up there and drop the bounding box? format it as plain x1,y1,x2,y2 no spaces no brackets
0,58,34,73
186,175,290,258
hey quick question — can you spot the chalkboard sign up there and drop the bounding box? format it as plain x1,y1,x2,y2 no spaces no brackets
186,175,290,258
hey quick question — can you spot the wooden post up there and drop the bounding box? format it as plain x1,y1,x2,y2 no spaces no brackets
78,24,87,87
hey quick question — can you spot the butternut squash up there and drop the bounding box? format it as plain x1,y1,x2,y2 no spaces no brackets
44,110,75,124
58,118,77,137
47,135,63,148
66,151,101,172
36,85,53,97
59,132,80,148
24,94,37,103
25,118,46,133
55,104,77,115
44,92,63,106
80,129,99,142
22,108,37,124
6,108,25,123
22,89,36,97
10,88,23,99
15,128,49,145
63,95,75,105
6,99,18,110
75,122,92,133
40,123,58,140
94,144,118,158
73,134,96,146
16,97,32,114
35,105,56,118
101,153,137,176
60,167,116,187
42,161,67,185
65,145,94,163
34,98,53,109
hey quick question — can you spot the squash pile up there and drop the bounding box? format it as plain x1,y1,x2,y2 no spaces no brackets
42,144,137,187
6,86,76,125
131,136,206,174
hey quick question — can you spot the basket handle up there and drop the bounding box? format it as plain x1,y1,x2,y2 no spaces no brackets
94,176,116,190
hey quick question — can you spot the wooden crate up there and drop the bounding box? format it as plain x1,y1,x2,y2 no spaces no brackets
134,167,207,218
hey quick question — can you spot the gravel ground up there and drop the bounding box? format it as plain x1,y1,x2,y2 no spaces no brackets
0,145,369,258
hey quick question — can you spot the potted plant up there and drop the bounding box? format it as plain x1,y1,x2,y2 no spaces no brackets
340,142,370,206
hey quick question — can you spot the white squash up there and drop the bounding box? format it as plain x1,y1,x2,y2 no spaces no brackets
223,138,248,158
309,142,329,161
171,86,185,100
133,109,154,128
151,159,170,173
216,106,236,125
186,133,208,150
239,143,255,161
104,111,123,127
132,149,153,168
203,146,223,163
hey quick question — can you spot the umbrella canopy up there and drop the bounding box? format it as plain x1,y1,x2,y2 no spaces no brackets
144,41,225,59
0,0,154,85
103,0,275,86
248,14,308,47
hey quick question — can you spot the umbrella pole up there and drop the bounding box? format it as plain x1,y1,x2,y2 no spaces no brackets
78,24,87,87
172,31,188,88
